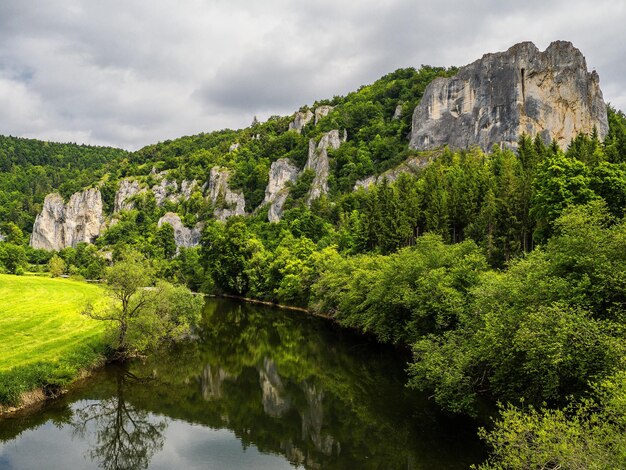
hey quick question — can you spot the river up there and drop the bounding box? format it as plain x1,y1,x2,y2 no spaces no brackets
0,299,485,469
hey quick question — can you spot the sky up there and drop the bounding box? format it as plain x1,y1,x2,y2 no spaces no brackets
0,0,624,150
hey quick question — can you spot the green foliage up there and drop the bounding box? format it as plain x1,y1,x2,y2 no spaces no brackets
0,136,126,234
311,234,487,344
82,250,203,358
478,372,626,469
408,202,626,414
154,222,177,259
48,254,66,277
0,243,26,274
604,105,626,163
200,219,261,295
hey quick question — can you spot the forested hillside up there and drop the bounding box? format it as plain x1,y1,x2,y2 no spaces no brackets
0,136,127,230
2,62,626,467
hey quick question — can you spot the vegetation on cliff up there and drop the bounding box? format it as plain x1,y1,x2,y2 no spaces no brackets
2,62,626,467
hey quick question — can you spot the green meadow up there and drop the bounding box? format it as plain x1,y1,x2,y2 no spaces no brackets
0,274,107,405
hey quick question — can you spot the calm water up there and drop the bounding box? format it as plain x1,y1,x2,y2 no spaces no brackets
0,299,485,469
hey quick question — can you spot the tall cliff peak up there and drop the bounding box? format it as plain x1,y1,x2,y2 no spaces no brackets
410,40,608,151
30,188,104,250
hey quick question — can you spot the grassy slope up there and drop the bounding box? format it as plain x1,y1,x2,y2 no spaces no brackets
0,274,107,405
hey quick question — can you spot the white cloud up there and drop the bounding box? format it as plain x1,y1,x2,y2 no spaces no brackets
0,0,624,149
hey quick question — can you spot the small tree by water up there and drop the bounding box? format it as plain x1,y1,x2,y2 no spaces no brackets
82,251,203,360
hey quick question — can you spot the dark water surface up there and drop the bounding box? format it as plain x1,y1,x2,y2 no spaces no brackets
0,299,485,469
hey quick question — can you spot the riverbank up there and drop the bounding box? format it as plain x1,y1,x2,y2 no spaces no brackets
0,274,107,414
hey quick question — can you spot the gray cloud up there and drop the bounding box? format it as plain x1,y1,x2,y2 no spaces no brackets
0,0,624,150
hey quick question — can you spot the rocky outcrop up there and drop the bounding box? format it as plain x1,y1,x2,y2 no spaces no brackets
306,130,345,203
179,180,198,200
314,105,334,124
410,41,608,152
393,104,403,120
30,188,104,251
151,178,179,206
207,167,246,221
150,177,198,207
157,212,202,248
289,110,314,133
354,154,434,190
229,142,240,152
263,158,300,222
114,179,144,212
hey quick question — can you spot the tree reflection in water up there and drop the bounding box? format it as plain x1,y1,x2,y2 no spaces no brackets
72,369,167,470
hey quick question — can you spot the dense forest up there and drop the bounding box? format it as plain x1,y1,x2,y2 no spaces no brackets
2,64,626,467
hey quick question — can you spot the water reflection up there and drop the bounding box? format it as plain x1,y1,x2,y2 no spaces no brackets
72,371,167,470
0,299,485,469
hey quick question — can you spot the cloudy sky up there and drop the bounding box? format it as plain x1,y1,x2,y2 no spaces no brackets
1,0,624,150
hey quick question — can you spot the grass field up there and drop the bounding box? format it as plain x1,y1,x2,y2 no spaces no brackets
0,274,107,405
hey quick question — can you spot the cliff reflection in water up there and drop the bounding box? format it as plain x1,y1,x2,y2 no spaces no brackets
0,299,485,469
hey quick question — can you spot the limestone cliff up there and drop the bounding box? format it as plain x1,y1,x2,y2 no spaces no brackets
263,158,299,222
151,178,180,206
306,130,345,204
30,188,104,250
114,179,144,212
288,110,314,133
157,212,202,248
410,41,608,151
207,167,246,221
314,105,334,124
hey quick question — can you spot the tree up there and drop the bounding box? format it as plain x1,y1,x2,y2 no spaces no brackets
531,152,597,242
0,243,26,274
3,222,24,246
82,251,203,359
48,254,66,277
154,223,177,259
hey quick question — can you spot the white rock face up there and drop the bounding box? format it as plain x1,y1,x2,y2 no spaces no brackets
180,180,198,200
30,188,104,251
157,212,202,248
354,155,432,190
229,142,240,152
263,158,300,222
288,110,314,133
410,41,608,151
152,178,179,206
314,105,334,124
393,104,403,120
306,130,344,203
208,167,246,221
114,179,144,212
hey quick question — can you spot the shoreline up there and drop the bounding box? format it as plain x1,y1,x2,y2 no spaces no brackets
0,294,399,418
0,295,332,418
0,367,99,417
216,293,333,319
